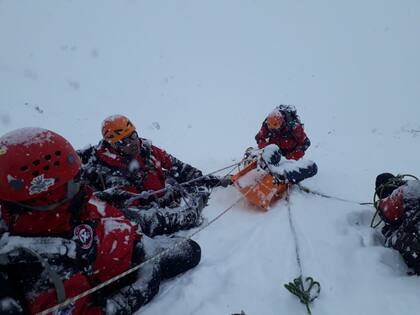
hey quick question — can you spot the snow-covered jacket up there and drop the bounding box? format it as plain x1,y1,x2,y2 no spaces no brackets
0,186,139,315
255,119,310,160
378,180,420,225
378,180,420,274
78,139,203,203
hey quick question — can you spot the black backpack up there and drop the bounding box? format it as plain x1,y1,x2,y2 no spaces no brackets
275,105,301,126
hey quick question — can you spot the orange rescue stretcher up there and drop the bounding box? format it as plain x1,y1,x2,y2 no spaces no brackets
231,159,288,210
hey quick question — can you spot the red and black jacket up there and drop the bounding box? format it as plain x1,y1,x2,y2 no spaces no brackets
377,181,420,226
255,120,310,160
0,186,139,315
78,139,203,205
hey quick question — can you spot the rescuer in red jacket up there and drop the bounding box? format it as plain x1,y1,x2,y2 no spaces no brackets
255,105,311,160
78,115,230,237
0,128,201,315
375,172,420,274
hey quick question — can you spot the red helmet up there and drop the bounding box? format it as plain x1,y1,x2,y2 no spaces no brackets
0,128,81,202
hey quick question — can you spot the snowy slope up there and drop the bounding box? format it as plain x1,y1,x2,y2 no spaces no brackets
1,0,420,314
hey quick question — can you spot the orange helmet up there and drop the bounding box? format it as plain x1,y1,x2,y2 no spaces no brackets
266,111,284,129
101,115,136,144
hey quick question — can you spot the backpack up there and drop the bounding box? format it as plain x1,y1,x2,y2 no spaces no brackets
276,105,300,124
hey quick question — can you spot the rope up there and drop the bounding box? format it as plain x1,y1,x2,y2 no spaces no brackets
286,187,303,276
284,276,321,315
125,160,246,205
284,186,320,315
36,178,250,315
297,184,372,206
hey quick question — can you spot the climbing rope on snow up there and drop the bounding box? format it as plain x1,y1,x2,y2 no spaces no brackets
297,184,372,206
284,276,320,315
370,174,419,228
284,186,320,315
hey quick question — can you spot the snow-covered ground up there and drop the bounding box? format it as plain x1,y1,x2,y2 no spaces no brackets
1,1,420,314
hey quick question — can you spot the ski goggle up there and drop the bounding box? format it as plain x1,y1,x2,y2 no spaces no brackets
114,131,139,147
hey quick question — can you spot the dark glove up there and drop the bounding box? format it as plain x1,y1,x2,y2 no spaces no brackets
210,175,233,188
201,175,232,188
272,174,286,184
182,165,202,182
268,149,281,166
0,272,24,315
170,157,203,183
218,176,233,187
94,189,136,203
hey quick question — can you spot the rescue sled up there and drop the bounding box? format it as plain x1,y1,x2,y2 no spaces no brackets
231,159,288,210
231,145,317,210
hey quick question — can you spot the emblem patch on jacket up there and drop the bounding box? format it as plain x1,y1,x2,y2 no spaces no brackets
29,174,55,195
74,224,94,249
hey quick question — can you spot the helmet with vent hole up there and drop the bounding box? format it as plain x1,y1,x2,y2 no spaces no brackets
0,128,81,202
101,115,136,144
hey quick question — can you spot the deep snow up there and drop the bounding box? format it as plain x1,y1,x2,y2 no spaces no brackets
1,0,420,314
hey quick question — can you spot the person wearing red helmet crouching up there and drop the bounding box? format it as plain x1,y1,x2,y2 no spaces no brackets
0,128,201,315
374,173,420,274
255,105,311,160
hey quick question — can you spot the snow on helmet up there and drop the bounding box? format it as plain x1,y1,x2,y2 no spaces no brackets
101,115,136,144
0,128,81,202
266,111,284,130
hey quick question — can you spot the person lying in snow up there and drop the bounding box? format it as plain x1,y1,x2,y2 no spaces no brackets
78,114,231,237
0,128,201,315
255,105,311,160
375,173,420,274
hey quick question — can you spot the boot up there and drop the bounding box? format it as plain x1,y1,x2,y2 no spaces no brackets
139,236,201,280
158,238,201,280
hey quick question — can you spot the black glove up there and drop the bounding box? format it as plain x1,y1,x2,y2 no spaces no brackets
94,189,137,204
218,176,233,187
0,272,24,315
272,173,286,184
269,149,282,166
201,175,232,188
169,156,203,183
